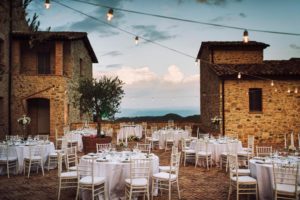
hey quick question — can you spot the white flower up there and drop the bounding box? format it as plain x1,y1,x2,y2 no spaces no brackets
211,116,222,124
17,115,31,126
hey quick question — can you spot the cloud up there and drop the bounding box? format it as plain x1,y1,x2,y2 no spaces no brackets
106,64,123,68
100,51,123,57
94,65,200,109
239,12,247,18
132,25,176,42
163,65,184,83
195,0,242,6
290,44,300,50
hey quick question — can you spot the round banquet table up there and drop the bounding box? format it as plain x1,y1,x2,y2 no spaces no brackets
152,129,189,149
189,139,243,166
65,128,97,152
0,141,55,174
117,125,143,144
80,151,159,200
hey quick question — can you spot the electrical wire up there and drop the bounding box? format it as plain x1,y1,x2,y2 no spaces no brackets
66,0,300,36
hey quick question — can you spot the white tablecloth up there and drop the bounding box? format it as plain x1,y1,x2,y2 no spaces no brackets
153,129,189,149
117,125,143,144
80,152,159,200
249,160,273,200
65,129,97,152
0,142,55,174
190,140,243,166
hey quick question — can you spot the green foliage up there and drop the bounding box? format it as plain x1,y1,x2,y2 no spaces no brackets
77,76,125,121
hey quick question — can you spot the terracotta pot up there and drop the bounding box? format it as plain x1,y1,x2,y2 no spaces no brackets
82,136,112,154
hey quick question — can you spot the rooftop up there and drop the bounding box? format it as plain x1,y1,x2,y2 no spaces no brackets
12,31,98,63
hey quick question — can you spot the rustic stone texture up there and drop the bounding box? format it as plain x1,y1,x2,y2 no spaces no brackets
199,42,300,147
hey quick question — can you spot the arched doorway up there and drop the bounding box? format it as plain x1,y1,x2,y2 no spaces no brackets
27,98,50,136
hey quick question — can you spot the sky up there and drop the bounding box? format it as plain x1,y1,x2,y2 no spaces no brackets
27,0,300,117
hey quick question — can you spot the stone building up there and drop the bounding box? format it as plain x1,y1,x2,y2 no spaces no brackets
0,0,97,139
197,41,300,145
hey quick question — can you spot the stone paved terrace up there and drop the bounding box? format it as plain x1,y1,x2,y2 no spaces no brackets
0,145,255,200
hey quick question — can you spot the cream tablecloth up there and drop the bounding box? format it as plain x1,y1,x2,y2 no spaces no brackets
65,129,97,152
117,125,143,144
153,129,189,149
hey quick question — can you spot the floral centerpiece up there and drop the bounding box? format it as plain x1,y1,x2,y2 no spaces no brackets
211,116,222,129
17,115,31,129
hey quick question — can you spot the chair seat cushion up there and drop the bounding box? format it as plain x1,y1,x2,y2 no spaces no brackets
0,156,17,161
275,183,300,193
237,151,250,156
166,139,174,142
68,140,78,143
149,138,159,142
49,152,65,157
232,169,251,176
197,151,212,156
79,176,105,185
221,152,227,156
60,171,77,178
125,178,148,186
184,149,195,154
68,166,77,171
231,176,257,184
153,172,177,181
159,165,176,172
24,156,42,160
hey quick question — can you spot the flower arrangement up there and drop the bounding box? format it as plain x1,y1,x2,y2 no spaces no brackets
211,116,222,125
17,115,31,128
288,145,296,152
118,141,127,148
128,135,139,142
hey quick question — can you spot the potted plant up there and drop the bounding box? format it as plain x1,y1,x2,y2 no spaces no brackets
74,76,124,153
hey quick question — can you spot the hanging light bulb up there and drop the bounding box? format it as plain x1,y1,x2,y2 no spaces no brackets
271,80,274,87
45,0,51,9
295,88,298,94
287,88,291,93
135,36,139,45
274,88,278,92
243,30,249,43
107,8,114,21
237,72,242,79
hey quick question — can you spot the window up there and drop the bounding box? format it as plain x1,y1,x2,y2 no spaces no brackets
37,52,51,74
249,88,262,112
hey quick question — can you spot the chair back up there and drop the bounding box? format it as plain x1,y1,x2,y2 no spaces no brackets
166,131,174,141
169,152,181,178
63,125,70,135
96,143,111,153
198,133,209,139
256,146,272,157
77,157,96,184
137,143,151,154
227,140,239,154
247,135,255,153
151,126,157,133
57,152,63,177
0,144,9,161
129,158,151,183
28,145,44,159
227,154,239,180
66,146,78,170
273,162,299,195
195,140,208,153
171,145,179,155
37,134,49,141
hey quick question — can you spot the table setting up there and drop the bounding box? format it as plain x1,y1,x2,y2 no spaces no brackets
117,124,143,145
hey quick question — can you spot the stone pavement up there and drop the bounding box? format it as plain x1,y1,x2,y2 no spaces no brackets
0,148,250,200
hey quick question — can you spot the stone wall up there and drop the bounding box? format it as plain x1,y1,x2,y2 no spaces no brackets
224,80,300,147
212,49,264,64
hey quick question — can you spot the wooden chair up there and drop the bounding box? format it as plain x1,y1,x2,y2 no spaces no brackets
152,152,181,200
195,140,212,170
125,158,151,200
137,143,151,154
227,154,258,200
256,146,272,157
0,144,18,178
23,145,44,178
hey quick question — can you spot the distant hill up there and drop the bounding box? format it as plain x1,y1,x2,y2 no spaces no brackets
114,113,200,123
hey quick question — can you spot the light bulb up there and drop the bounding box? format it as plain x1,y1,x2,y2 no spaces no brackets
107,8,114,21
295,88,298,94
135,36,139,45
243,30,249,43
287,88,291,93
237,72,242,79
45,0,51,9
271,80,274,87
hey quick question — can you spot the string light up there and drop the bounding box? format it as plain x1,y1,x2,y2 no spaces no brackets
107,8,114,21
274,88,278,92
45,0,51,9
287,88,291,93
243,30,249,43
295,88,298,94
271,80,274,87
135,36,139,45
237,72,242,79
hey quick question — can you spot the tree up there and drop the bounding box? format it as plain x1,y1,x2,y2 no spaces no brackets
75,76,124,137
